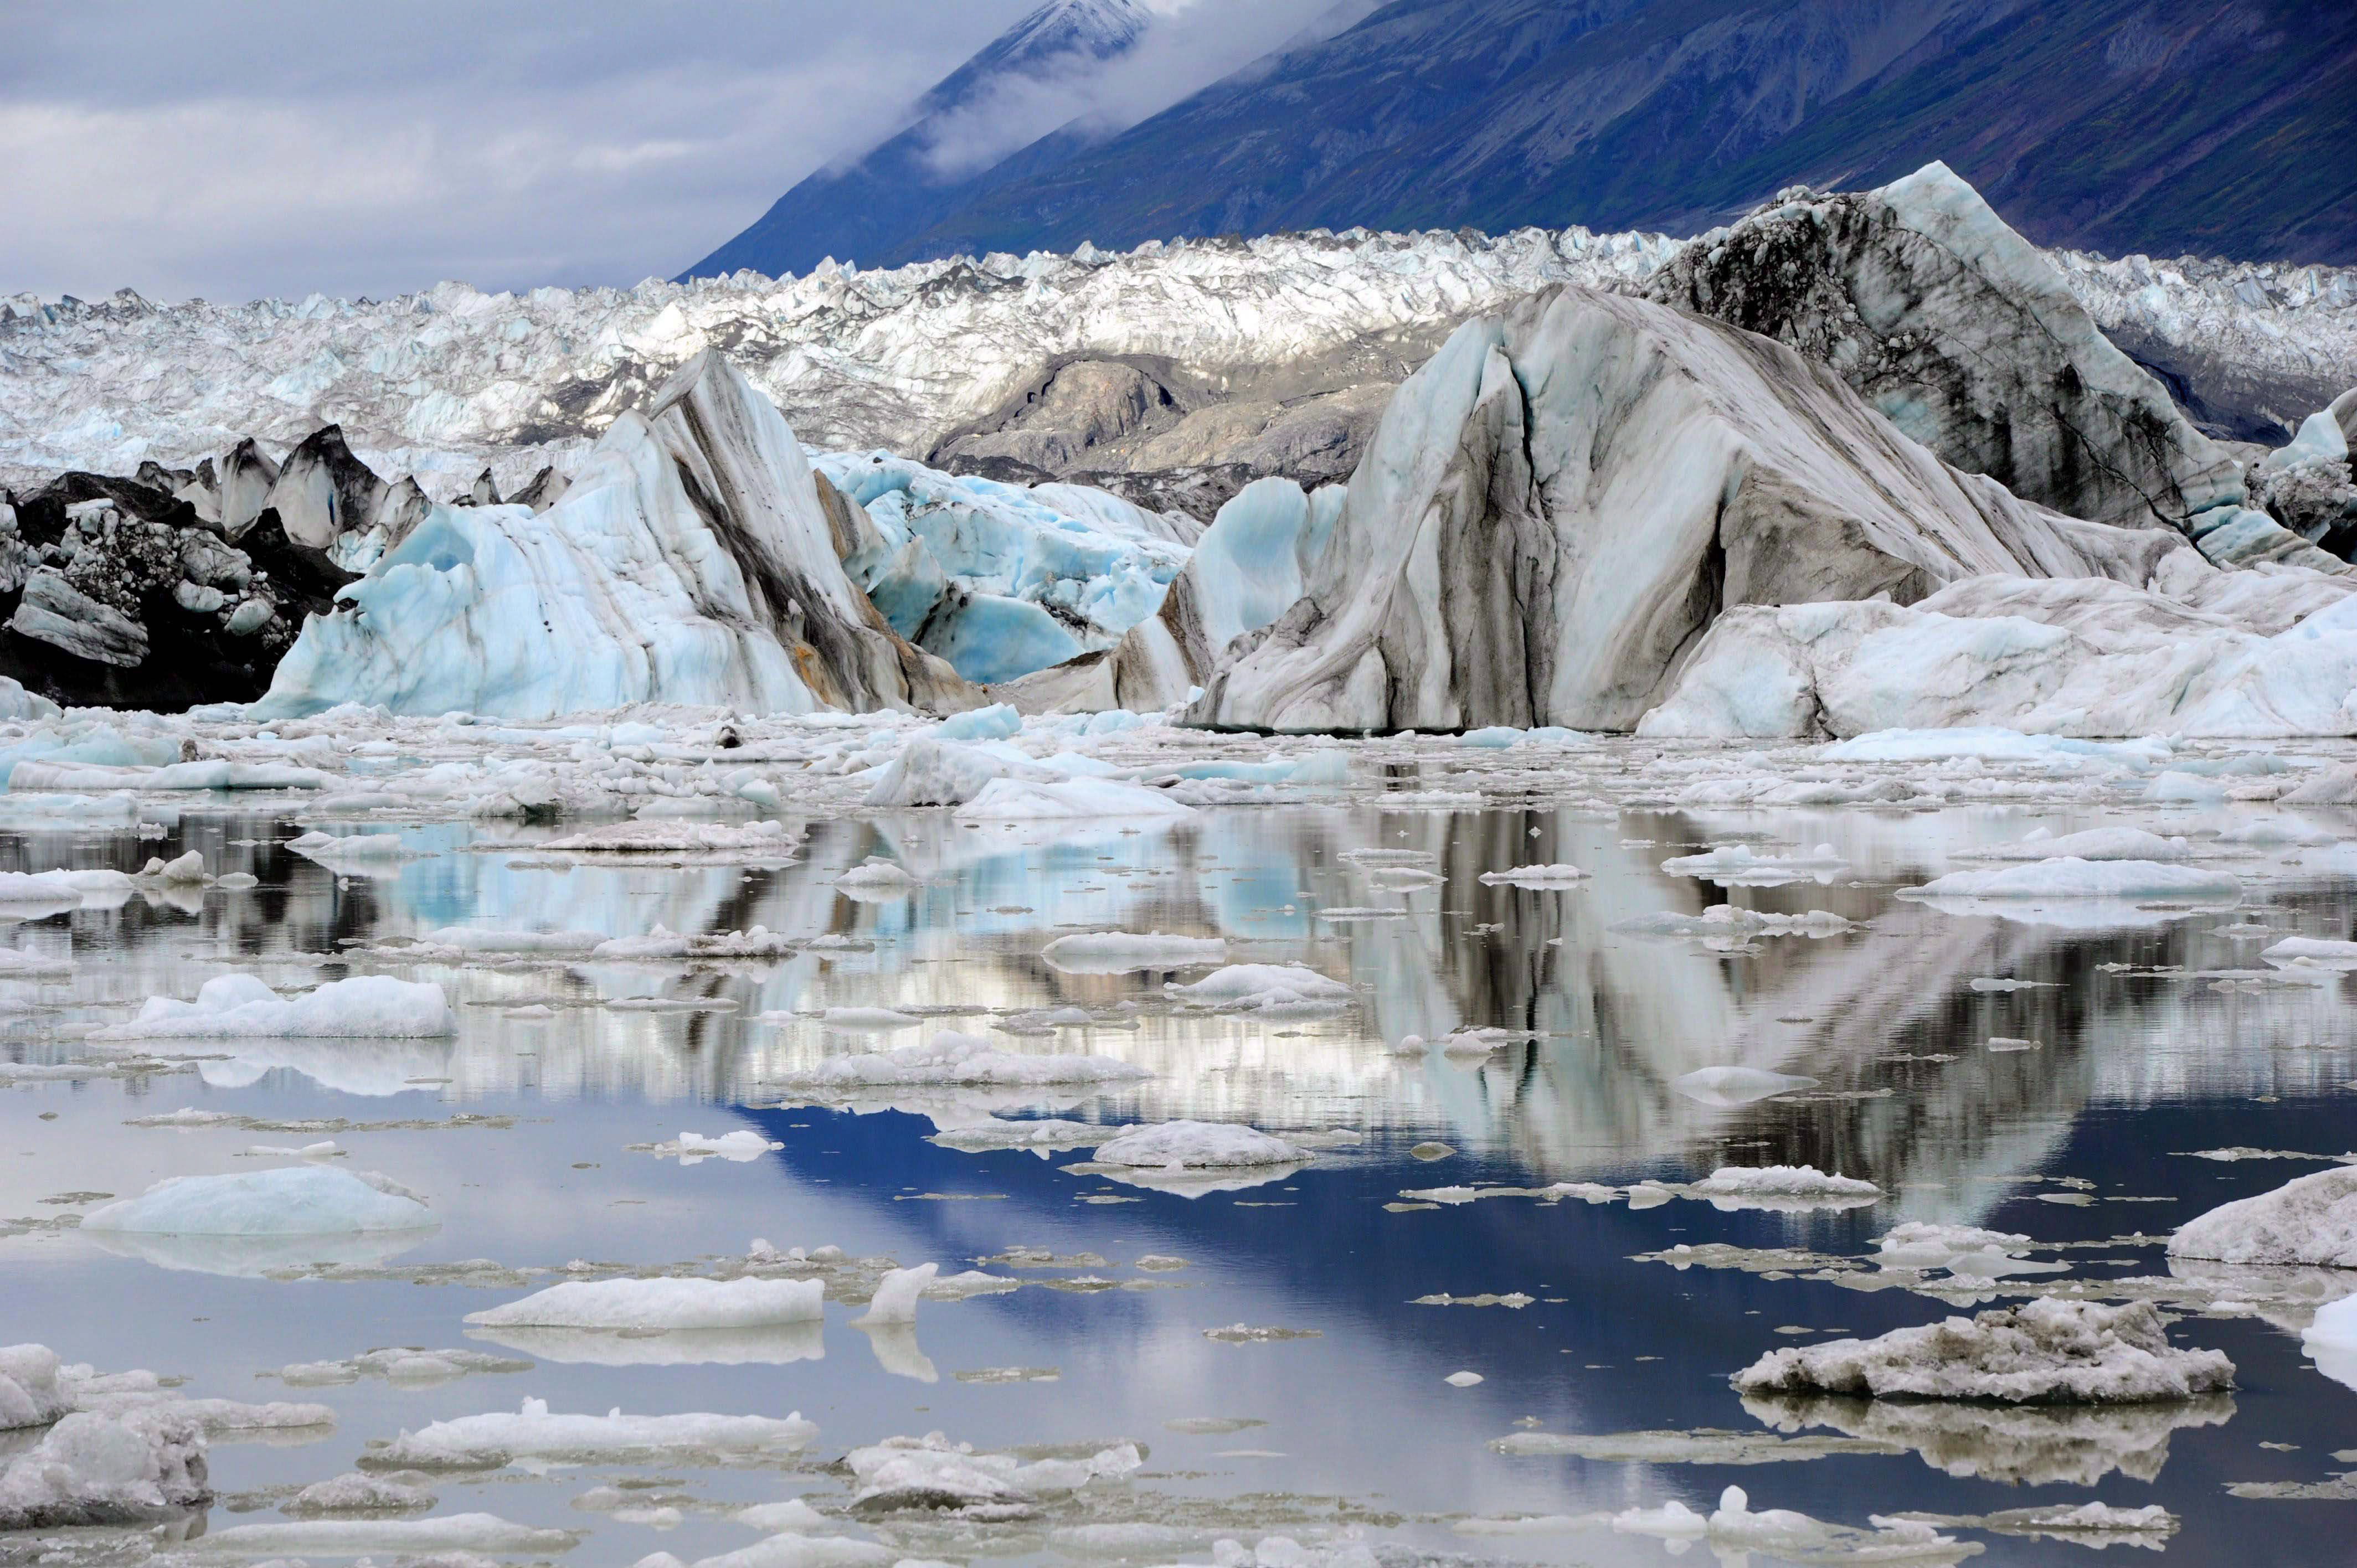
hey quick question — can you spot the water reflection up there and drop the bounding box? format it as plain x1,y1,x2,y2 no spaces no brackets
6,795,2357,1563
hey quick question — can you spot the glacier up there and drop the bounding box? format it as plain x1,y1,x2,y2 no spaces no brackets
6,212,2345,508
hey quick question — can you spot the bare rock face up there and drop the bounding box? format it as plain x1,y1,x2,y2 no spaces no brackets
1192,285,2185,734
1644,162,2320,572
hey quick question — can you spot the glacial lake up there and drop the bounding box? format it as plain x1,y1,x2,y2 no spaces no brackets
7,772,2357,1567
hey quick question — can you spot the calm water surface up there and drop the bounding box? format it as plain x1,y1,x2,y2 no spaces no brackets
6,797,2357,1566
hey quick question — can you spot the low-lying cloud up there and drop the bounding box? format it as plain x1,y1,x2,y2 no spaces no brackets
914,0,1377,182
1,1,1046,303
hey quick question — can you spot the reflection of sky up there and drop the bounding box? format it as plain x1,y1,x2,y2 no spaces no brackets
6,798,2357,1564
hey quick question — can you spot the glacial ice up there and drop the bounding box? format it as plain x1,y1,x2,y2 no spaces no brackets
1090,1121,1306,1168
815,450,1192,682
371,1396,819,1467
2169,1167,2357,1268
92,973,457,1039
81,1166,438,1236
258,350,965,720
1899,858,2241,903
467,1277,826,1338
1194,282,2180,733
2301,1294,2357,1391
0,1407,208,1529
1642,570,2357,740
1733,1301,2235,1404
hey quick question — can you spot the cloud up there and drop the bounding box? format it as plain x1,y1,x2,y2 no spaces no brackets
0,1,1044,303
912,0,1372,182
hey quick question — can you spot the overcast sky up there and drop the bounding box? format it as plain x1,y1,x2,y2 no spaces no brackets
2,0,1346,306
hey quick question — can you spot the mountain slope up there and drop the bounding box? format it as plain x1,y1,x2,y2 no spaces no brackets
816,0,2355,269
681,0,1155,281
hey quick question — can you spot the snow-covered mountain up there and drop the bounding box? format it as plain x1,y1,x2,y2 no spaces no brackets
6,221,2350,506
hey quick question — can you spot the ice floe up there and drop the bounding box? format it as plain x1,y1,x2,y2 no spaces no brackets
1733,1301,2234,1403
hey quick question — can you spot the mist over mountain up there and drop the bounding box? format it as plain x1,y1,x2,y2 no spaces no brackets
688,0,2356,278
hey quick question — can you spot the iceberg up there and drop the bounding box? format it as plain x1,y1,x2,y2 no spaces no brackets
82,1167,437,1237
1641,570,2357,739
1193,285,2173,732
2169,1167,2357,1268
256,351,970,720
1732,1301,2235,1405
465,1277,825,1331
814,450,1194,683
1648,162,2255,548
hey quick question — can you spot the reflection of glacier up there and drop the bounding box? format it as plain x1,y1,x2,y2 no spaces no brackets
19,803,2356,1234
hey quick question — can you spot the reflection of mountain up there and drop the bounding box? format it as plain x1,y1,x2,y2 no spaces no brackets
32,804,2357,1199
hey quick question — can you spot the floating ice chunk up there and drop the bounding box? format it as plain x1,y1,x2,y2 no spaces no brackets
1963,827,2190,861
1733,1301,2234,1403
1900,857,2240,901
637,1129,784,1163
2214,816,2339,845
844,1432,1141,1516
92,973,457,1039
857,1262,938,1325
0,871,97,911
936,704,1021,741
2302,1294,2357,1392
0,1344,73,1428
1042,931,1226,973
1673,1066,1820,1106
275,1346,531,1387
1476,863,1588,886
194,1511,578,1555
2262,936,2357,969
734,1498,830,1532
1689,1166,1880,1211
1091,1121,1305,1168
777,1031,1149,1090
1660,844,1849,886
929,1118,1113,1151
467,1277,825,1333
83,1167,435,1237
281,1471,436,1515
137,850,208,884
1444,1370,1483,1387
285,829,415,868
372,1396,818,1467
1872,1222,2069,1280
833,857,915,893
1164,963,1352,1014
2169,1167,2357,1267
0,1407,208,1528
